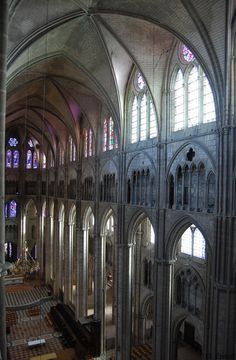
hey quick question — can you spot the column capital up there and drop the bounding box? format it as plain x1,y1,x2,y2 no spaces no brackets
155,258,176,265
117,243,134,249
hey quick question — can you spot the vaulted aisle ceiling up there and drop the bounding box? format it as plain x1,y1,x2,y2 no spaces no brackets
7,0,225,149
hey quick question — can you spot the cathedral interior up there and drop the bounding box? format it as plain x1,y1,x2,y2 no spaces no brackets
0,1,236,359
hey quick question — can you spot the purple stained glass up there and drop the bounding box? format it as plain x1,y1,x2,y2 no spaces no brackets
42,153,46,168
182,44,195,62
6,150,12,168
33,151,38,168
9,200,16,217
26,150,32,169
89,128,93,156
109,117,115,150
8,137,18,147
84,129,88,157
4,204,7,218
13,150,19,168
103,119,108,152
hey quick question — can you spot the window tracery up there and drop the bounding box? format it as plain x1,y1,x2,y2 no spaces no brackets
83,127,95,157
130,71,157,143
172,46,216,131
181,225,206,259
5,200,17,218
6,137,19,168
68,135,76,162
103,117,118,152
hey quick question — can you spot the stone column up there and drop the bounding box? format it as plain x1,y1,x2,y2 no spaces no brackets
152,258,175,360
53,216,59,294
77,226,88,317
37,206,44,279
63,221,71,304
94,230,105,354
116,242,134,360
133,230,142,344
44,212,51,283
204,215,236,360
0,1,8,359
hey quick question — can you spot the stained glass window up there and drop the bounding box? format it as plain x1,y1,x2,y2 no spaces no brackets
203,73,216,123
181,225,205,259
130,93,157,143
6,150,12,168
188,67,199,127
109,117,115,150
84,129,88,157
72,143,76,161
173,49,215,131
137,72,145,90
181,44,195,63
13,150,19,168
103,119,108,152
33,151,38,168
42,153,46,168
174,70,184,131
115,134,118,149
193,227,205,258
9,200,17,218
89,128,93,156
8,138,18,147
103,117,118,151
140,94,147,141
131,97,138,143
150,101,157,138
4,204,7,218
181,227,192,256
26,150,32,169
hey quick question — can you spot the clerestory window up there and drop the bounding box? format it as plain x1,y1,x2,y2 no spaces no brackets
83,127,94,157
130,72,157,143
172,45,216,131
102,116,118,152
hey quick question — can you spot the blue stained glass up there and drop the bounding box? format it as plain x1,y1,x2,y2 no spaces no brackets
8,137,18,147
103,119,108,152
182,44,195,62
27,150,32,169
9,200,16,217
6,150,12,168
13,150,19,168
33,151,38,168
84,129,88,157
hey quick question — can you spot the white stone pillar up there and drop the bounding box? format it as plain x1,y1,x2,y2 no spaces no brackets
78,226,88,317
